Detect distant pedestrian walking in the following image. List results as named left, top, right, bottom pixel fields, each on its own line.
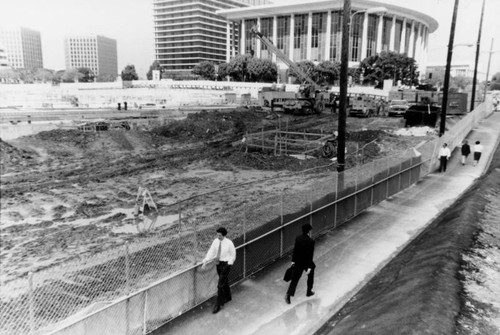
left=285, top=223, right=316, bottom=304
left=461, top=140, right=471, bottom=165
left=202, top=227, right=236, bottom=314
left=438, top=143, right=451, bottom=172
left=473, top=141, right=484, bottom=166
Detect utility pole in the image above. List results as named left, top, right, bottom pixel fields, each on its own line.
left=439, top=0, right=460, bottom=137
left=470, top=0, right=486, bottom=112
left=337, top=0, right=351, bottom=172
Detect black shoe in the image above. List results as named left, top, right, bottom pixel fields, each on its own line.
left=285, top=294, right=291, bottom=304
left=212, top=305, right=221, bottom=314
left=306, top=290, right=315, bottom=297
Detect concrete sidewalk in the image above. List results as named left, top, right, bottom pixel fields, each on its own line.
left=152, top=112, right=500, bottom=335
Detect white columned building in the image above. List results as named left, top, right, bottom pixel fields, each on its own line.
left=218, top=0, right=437, bottom=77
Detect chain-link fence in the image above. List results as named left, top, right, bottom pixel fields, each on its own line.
left=0, top=101, right=492, bottom=335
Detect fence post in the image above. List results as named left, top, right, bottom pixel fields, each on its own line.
left=371, top=160, right=375, bottom=206
left=280, top=191, right=284, bottom=257
left=334, top=172, right=338, bottom=228
left=309, top=186, right=313, bottom=226
left=143, top=291, right=148, bottom=335
left=125, top=242, right=130, bottom=295
left=178, top=202, right=182, bottom=233
left=28, top=272, right=35, bottom=333
left=243, top=211, right=247, bottom=278
left=399, top=159, right=402, bottom=192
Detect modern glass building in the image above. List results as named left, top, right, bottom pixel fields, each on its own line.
left=0, top=27, right=43, bottom=70
left=217, top=0, right=438, bottom=75
left=153, top=0, right=271, bottom=76
left=64, top=35, right=118, bottom=79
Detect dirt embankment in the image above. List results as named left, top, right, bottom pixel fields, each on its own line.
left=315, top=143, right=500, bottom=335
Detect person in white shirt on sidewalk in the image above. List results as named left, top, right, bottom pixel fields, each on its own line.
left=438, top=143, right=451, bottom=172
left=202, top=227, right=236, bottom=314
left=473, top=141, right=484, bottom=166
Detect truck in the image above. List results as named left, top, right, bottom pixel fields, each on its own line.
left=251, top=26, right=329, bottom=115
left=389, top=88, right=468, bottom=115
left=348, top=94, right=376, bottom=117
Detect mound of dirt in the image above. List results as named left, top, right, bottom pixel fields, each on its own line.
left=151, top=108, right=267, bottom=142
left=0, top=138, right=38, bottom=173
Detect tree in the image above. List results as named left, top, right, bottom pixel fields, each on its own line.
left=227, top=55, right=252, bottom=82
left=359, top=51, right=419, bottom=87
left=314, top=61, right=340, bottom=86
left=287, top=60, right=315, bottom=84
left=121, top=64, right=138, bottom=81
left=61, top=68, right=83, bottom=82
left=0, top=68, right=20, bottom=83
left=146, top=60, right=163, bottom=80
left=217, top=62, right=230, bottom=80
left=96, top=73, right=117, bottom=82
left=192, top=61, right=216, bottom=80
left=76, top=67, right=95, bottom=82
left=247, top=58, right=277, bottom=82
left=490, top=71, right=500, bottom=91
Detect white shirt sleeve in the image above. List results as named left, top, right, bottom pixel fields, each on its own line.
left=227, top=239, right=236, bottom=265
left=203, top=239, right=218, bottom=263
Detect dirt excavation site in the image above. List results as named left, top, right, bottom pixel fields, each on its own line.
left=2, top=106, right=498, bottom=332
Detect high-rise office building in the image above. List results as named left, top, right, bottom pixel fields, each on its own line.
left=64, top=34, right=118, bottom=79
left=153, top=0, right=270, bottom=76
left=0, top=26, right=43, bottom=69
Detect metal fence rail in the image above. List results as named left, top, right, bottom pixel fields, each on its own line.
left=0, top=101, right=492, bottom=335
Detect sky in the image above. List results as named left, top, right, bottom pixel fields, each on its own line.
left=1, top=0, right=499, bottom=80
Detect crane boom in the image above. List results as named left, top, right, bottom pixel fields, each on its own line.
left=250, top=26, right=317, bottom=87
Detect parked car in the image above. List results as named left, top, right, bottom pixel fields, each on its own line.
left=388, top=99, right=409, bottom=117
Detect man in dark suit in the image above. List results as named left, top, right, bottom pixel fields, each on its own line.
left=285, top=223, right=315, bottom=304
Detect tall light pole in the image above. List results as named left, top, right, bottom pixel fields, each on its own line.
left=337, top=3, right=387, bottom=172
left=470, top=0, right=486, bottom=112
left=439, top=0, right=460, bottom=137
left=483, top=38, right=496, bottom=102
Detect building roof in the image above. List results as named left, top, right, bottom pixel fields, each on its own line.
left=217, top=0, right=438, bottom=33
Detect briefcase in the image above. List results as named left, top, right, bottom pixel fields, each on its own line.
left=283, top=265, right=294, bottom=282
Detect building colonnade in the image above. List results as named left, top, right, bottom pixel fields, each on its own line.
left=224, top=10, right=430, bottom=71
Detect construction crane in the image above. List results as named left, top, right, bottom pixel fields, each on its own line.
left=250, top=25, right=327, bottom=115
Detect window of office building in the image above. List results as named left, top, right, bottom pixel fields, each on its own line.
left=405, top=22, right=412, bottom=54
left=366, top=14, right=379, bottom=57
left=350, top=13, right=363, bottom=61
left=293, top=14, right=307, bottom=61
left=260, top=17, right=273, bottom=59
left=329, top=11, right=342, bottom=61
left=276, top=16, right=290, bottom=53
left=244, top=19, right=257, bottom=55
left=394, top=19, right=403, bottom=53
left=382, top=16, right=391, bottom=52
left=412, top=24, right=418, bottom=58
left=311, top=12, right=327, bottom=62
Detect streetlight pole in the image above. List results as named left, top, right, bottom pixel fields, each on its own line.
left=439, top=0, right=460, bottom=137
left=337, top=4, right=387, bottom=172
left=470, top=0, right=486, bottom=112
left=483, top=38, right=495, bottom=102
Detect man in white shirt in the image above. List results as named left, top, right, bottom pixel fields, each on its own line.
left=438, top=143, right=451, bottom=172
left=202, top=227, right=236, bottom=314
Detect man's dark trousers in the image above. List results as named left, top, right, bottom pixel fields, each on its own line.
left=215, top=261, right=231, bottom=307
left=439, top=156, right=448, bottom=172
left=287, top=265, right=315, bottom=296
